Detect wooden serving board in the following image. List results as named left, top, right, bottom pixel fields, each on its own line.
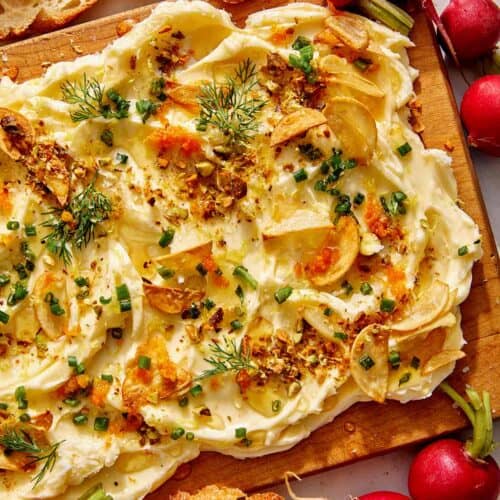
left=1, top=1, right=499, bottom=496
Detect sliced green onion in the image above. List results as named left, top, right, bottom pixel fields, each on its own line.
left=7, top=282, right=28, bottom=306
left=399, top=372, right=411, bottom=385
left=272, top=400, right=282, bottom=413
left=14, top=263, right=28, bottom=280
left=293, top=168, right=308, bottom=183
left=185, top=431, right=195, bottom=441
left=274, top=286, right=293, bottom=304
left=19, top=413, right=31, bottom=422
left=235, top=427, right=247, bottom=439
left=75, top=363, right=85, bottom=375
left=458, top=245, right=469, bottom=256
left=178, top=396, right=189, bottom=407
left=63, top=398, right=80, bottom=407
left=94, top=416, right=109, bottom=431
left=388, top=350, right=401, bottom=368
left=397, top=142, right=412, bottom=156
left=171, top=427, right=185, bottom=440
left=158, top=228, right=175, bottom=248
left=6, top=220, right=20, bottom=230
left=380, top=298, right=396, bottom=313
left=73, top=413, right=88, bottom=426
left=359, top=354, right=375, bottom=370
left=74, top=276, right=89, bottom=287
left=100, top=129, right=113, bottom=147
left=353, top=57, right=372, bottom=72
left=0, top=274, right=10, bottom=287
left=360, top=282, right=373, bottom=295
left=233, top=265, right=258, bottom=289
left=353, top=192, right=365, bottom=205
left=24, top=225, right=37, bottom=237
left=15, top=386, right=27, bottom=409
left=158, top=267, right=175, bottom=279
left=323, top=307, right=333, bottom=316
left=230, top=319, right=243, bottom=331
left=68, top=356, right=78, bottom=367
left=202, top=298, right=215, bottom=310
left=116, top=284, right=132, bottom=312
left=0, top=403, right=8, bottom=410
left=101, top=374, right=113, bottom=383
left=50, top=302, right=65, bottom=316
left=190, top=384, right=203, bottom=397
left=116, top=152, right=128, bottom=164
left=138, top=355, right=151, bottom=370
left=99, top=296, right=112, bottom=305
left=0, top=310, right=9, bottom=324
left=235, top=285, right=244, bottom=303
left=334, top=331, right=348, bottom=341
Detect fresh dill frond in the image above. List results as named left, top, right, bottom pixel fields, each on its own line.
left=0, top=430, right=63, bottom=487
left=196, top=336, right=257, bottom=380
left=42, top=177, right=112, bottom=265
left=196, top=59, right=266, bottom=146
left=61, top=74, right=130, bottom=122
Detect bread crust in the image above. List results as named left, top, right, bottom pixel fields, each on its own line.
left=0, top=0, right=99, bottom=41
left=169, top=484, right=284, bottom=500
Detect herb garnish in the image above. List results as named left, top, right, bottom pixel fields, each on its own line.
left=136, top=99, right=159, bottom=123
left=42, top=177, right=112, bottom=265
left=380, top=191, right=407, bottom=216
left=61, top=74, right=130, bottom=122
left=196, top=59, right=266, bottom=146
left=289, top=36, right=317, bottom=83
left=0, top=430, right=62, bottom=487
left=196, top=336, right=257, bottom=380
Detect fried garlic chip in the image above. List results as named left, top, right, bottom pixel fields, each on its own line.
left=155, top=241, right=212, bottom=267
left=144, top=284, right=205, bottom=314
left=166, top=82, right=200, bottom=113
left=325, top=14, right=369, bottom=51
left=0, top=108, right=35, bottom=160
left=391, top=280, right=450, bottom=332
left=270, top=108, right=327, bottom=147
left=350, top=324, right=389, bottom=403
left=323, top=96, right=377, bottom=162
left=306, top=216, right=360, bottom=287
left=33, top=271, right=70, bottom=340
left=422, top=350, right=465, bottom=376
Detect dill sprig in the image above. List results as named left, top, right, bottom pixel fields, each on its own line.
left=42, top=177, right=112, bottom=265
left=196, top=336, right=257, bottom=380
left=61, top=74, right=130, bottom=122
left=196, top=59, right=266, bottom=146
left=0, top=430, right=63, bottom=487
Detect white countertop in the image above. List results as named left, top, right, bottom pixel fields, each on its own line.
left=68, top=0, right=500, bottom=497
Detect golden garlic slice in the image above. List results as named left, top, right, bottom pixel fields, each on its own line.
left=0, top=108, right=35, bottom=161
left=270, top=108, right=327, bottom=147
left=325, top=14, right=369, bottom=51
left=422, top=350, right=466, bottom=376
left=144, top=284, right=205, bottom=314
left=350, top=323, right=389, bottom=403
left=323, top=96, right=377, bottom=162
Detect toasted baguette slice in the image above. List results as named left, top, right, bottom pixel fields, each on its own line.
left=0, top=0, right=99, bottom=41
left=170, top=484, right=284, bottom=500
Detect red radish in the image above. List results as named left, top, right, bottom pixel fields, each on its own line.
left=327, top=0, right=353, bottom=9
left=440, top=0, right=500, bottom=62
left=460, top=75, right=500, bottom=157
left=408, top=383, right=499, bottom=500
left=358, top=492, right=410, bottom=499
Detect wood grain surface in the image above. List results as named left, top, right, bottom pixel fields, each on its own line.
left=1, top=1, right=498, bottom=496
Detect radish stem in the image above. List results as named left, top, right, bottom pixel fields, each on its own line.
left=440, top=382, right=475, bottom=425
left=482, top=391, right=494, bottom=458
left=465, top=387, right=487, bottom=459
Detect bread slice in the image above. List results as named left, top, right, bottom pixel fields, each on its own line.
left=170, top=484, right=284, bottom=500
left=0, top=0, right=99, bottom=41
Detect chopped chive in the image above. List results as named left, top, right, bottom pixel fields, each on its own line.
left=353, top=57, right=371, bottom=72
left=15, top=386, right=27, bottom=409
left=138, top=355, right=151, bottom=370
left=116, top=284, right=132, bottom=312
left=94, top=416, right=109, bottom=431
left=73, top=414, right=88, bottom=425
left=0, top=310, right=9, bottom=324
left=158, top=267, right=175, bottom=279
left=0, top=274, right=10, bottom=287
left=359, top=354, right=375, bottom=370
left=233, top=265, right=258, bottom=289
left=74, top=276, right=89, bottom=287
left=171, top=427, right=185, bottom=440
left=241, top=437, right=252, bottom=447
left=388, top=350, right=401, bottom=368
left=334, top=331, right=348, bottom=341
left=380, top=298, right=396, bottom=313
left=353, top=192, right=365, bottom=205
left=158, top=228, right=175, bottom=248
left=115, top=152, right=128, bottom=164
left=230, top=319, right=243, bottom=330
left=274, top=286, right=293, bottom=304
left=0, top=403, right=8, bottom=410
left=68, top=356, right=78, bottom=367
left=185, top=431, right=195, bottom=441
left=195, top=263, right=207, bottom=276
left=24, top=225, right=37, bottom=237
left=6, top=220, right=20, bottom=231
left=235, top=427, right=247, bottom=439
left=399, top=372, right=411, bottom=385
left=190, top=384, right=203, bottom=397
left=178, top=396, right=189, bottom=407
left=50, top=302, right=65, bottom=316
left=410, top=356, right=421, bottom=369
left=99, top=296, right=112, bottom=305
left=7, top=282, right=28, bottom=306
left=75, top=362, right=85, bottom=375
left=458, top=245, right=469, bottom=256
left=323, top=307, right=333, bottom=316
left=63, top=398, right=80, bottom=407
left=100, top=128, right=113, bottom=147
left=272, top=400, right=282, bottom=413
left=334, top=194, right=352, bottom=215
left=202, top=298, right=215, bottom=310
left=101, top=374, right=113, bottom=383
left=14, top=263, right=28, bottom=280
left=19, top=413, right=31, bottom=422
left=235, top=285, right=244, bottom=303
left=360, top=282, right=373, bottom=295
left=397, top=142, right=412, bottom=156
left=293, top=168, right=308, bottom=183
